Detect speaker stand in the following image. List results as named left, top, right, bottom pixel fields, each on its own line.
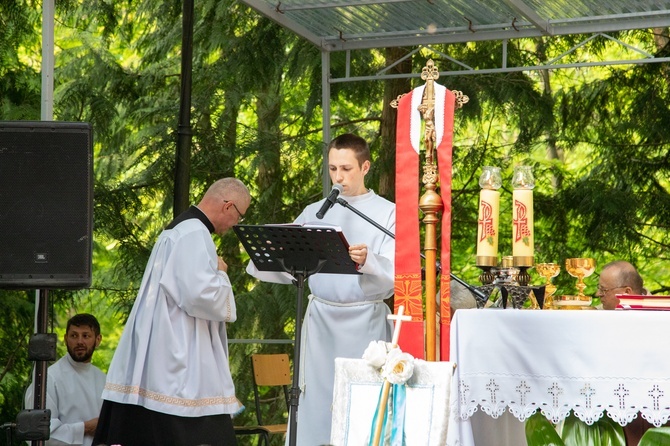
left=31, top=290, right=49, bottom=446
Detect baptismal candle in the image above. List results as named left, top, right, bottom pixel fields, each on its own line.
left=512, top=166, right=534, bottom=266
left=476, top=167, right=501, bottom=267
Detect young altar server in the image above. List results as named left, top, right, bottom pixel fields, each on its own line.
left=93, top=178, right=250, bottom=446
left=247, top=133, right=396, bottom=445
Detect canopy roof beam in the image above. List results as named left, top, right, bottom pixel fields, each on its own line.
left=241, top=0, right=670, bottom=52
left=328, top=35, right=670, bottom=83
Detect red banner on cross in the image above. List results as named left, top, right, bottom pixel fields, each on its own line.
left=394, top=82, right=455, bottom=360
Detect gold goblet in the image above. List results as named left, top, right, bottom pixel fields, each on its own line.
left=565, top=258, right=596, bottom=303
left=536, top=263, right=560, bottom=309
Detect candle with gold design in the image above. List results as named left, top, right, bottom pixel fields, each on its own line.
left=512, top=166, right=535, bottom=266
left=476, top=166, right=501, bottom=267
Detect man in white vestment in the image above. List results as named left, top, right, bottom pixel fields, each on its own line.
left=596, top=260, right=647, bottom=310
left=247, top=134, right=395, bottom=445
left=596, top=260, right=663, bottom=445
left=25, top=313, right=106, bottom=446
left=93, top=177, right=250, bottom=446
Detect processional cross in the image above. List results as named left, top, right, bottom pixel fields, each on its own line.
left=390, top=59, right=469, bottom=361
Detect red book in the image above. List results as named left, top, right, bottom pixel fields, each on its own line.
left=616, top=294, right=670, bottom=310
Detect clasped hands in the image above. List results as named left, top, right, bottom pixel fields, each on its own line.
left=349, top=244, right=368, bottom=266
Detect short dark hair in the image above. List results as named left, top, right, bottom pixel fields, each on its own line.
left=328, top=133, right=370, bottom=166
left=66, top=313, right=101, bottom=337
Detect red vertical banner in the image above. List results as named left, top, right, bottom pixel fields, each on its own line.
left=438, top=88, right=455, bottom=361
left=394, top=90, right=425, bottom=359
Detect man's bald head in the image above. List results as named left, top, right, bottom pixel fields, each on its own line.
left=198, top=178, right=250, bottom=235
left=597, top=260, right=645, bottom=310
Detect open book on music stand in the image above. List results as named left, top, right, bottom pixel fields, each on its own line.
left=234, top=223, right=359, bottom=276
left=233, top=223, right=359, bottom=446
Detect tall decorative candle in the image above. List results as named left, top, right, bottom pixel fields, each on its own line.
left=512, top=165, right=535, bottom=267
left=476, top=166, right=501, bottom=267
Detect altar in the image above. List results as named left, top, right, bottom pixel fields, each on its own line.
left=446, top=309, right=670, bottom=446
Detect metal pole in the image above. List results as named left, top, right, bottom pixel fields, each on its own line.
left=321, top=50, right=331, bottom=197
left=174, top=0, right=194, bottom=217
left=33, top=3, right=54, bottom=443
left=287, top=271, right=306, bottom=446
left=31, top=290, right=49, bottom=446
left=41, top=0, right=54, bottom=121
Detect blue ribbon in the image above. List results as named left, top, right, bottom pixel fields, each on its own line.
left=369, top=383, right=407, bottom=446
left=390, top=384, right=407, bottom=446
left=369, top=385, right=388, bottom=445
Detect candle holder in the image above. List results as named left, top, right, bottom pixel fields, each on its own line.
left=496, top=256, right=519, bottom=284
left=478, top=266, right=495, bottom=285
left=516, top=266, right=532, bottom=287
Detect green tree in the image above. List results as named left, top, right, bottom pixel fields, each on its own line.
left=1, top=1, right=670, bottom=441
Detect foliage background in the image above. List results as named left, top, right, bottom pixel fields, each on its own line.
left=1, top=1, right=669, bottom=444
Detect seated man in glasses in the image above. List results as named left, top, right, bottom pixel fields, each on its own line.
left=596, top=260, right=648, bottom=311
left=596, top=260, right=659, bottom=446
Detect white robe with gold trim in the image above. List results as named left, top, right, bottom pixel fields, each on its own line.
left=102, top=218, right=242, bottom=417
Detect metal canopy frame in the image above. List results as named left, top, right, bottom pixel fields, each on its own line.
left=239, top=0, right=670, bottom=193
left=240, top=0, right=670, bottom=51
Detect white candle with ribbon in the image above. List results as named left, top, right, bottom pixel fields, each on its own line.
left=512, top=166, right=535, bottom=266
left=476, top=166, right=501, bottom=267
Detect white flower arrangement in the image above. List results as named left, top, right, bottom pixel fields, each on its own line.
left=362, top=340, right=415, bottom=385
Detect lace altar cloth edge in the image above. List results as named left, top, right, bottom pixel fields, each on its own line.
left=449, top=309, right=670, bottom=429
left=451, top=375, right=670, bottom=427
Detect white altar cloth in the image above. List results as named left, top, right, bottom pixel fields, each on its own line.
left=447, top=309, right=670, bottom=446
left=331, top=357, right=454, bottom=445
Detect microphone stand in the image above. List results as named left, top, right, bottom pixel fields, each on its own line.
left=335, top=197, right=486, bottom=302
left=449, top=271, right=488, bottom=303
left=336, top=197, right=394, bottom=239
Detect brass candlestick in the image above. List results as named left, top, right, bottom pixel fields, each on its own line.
left=516, top=266, right=532, bottom=287
left=478, top=266, right=495, bottom=285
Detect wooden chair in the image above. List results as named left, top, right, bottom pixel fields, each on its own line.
left=234, top=353, right=291, bottom=446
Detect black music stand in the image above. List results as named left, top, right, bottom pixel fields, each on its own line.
left=233, top=224, right=359, bottom=446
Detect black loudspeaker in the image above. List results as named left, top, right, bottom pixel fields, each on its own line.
left=0, top=121, right=93, bottom=289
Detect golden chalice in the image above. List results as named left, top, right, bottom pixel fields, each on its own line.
left=565, top=258, right=596, bottom=303
left=536, top=263, right=560, bottom=309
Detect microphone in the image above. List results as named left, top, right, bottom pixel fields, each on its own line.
left=316, top=184, right=343, bottom=219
